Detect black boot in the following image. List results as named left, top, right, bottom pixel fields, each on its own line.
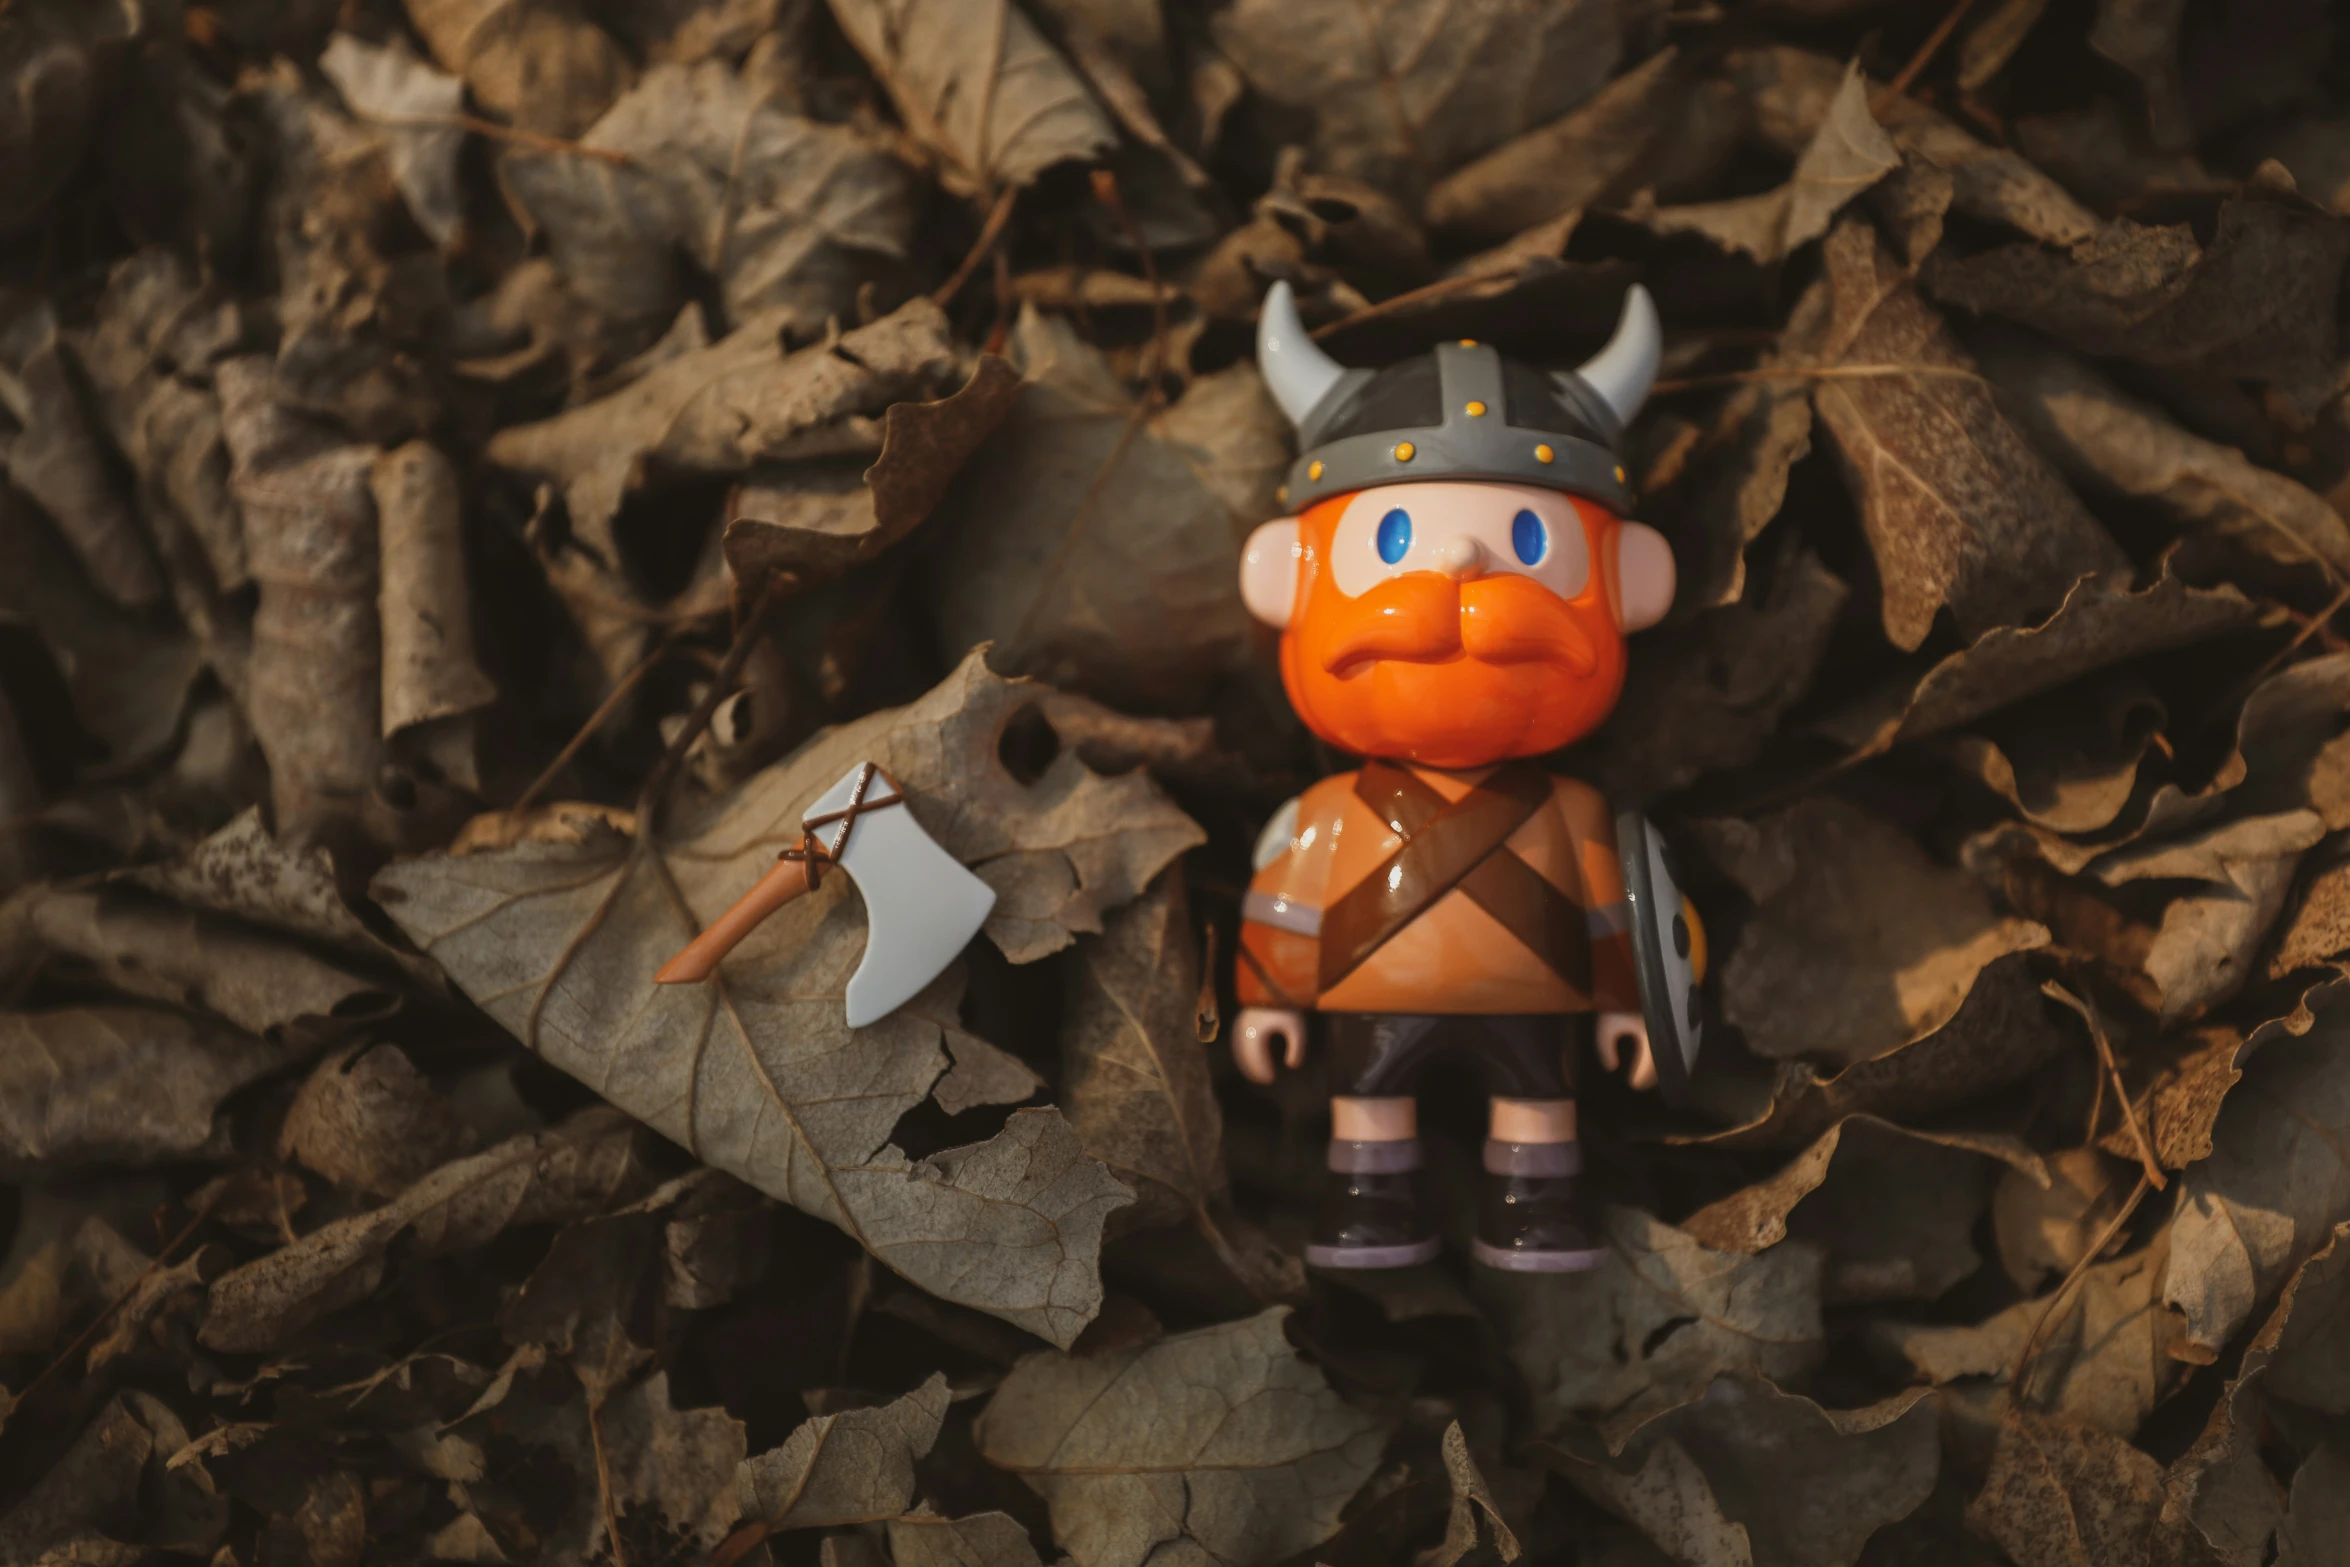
left=1473, top=1141, right=1605, bottom=1272
left=1307, top=1139, right=1439, bottom=1269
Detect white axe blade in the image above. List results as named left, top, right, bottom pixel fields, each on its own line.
left=806, top=764, right=997, bottom=1028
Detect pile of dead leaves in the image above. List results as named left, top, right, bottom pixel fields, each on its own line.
left=4, top=0, right=2350, bottom=1563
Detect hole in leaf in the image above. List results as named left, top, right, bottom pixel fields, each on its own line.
left=996, top=703, right=1059, bottom=786
left=1641, top=1315, right=1697, bottom=1357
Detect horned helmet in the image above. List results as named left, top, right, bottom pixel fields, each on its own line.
left=1242, top=282, right=1674, bottom=766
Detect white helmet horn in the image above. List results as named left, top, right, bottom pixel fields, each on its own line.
left=1256, top=281, right=1348, bottom=427
left=1574, top=284, right=1663, bottom=427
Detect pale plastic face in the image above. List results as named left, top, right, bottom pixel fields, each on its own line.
left=1325, top=481, right=1591, bottom=601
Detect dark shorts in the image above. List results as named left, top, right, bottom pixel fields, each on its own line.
left=1325, top=1013, right=1586, bottom=1099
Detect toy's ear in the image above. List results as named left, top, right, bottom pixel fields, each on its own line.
left=1240, top=517, right=1302, bottom=628
left=1617, top=522, right=1675, bottom=631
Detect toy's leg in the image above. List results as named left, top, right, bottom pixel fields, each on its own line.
left=1308, top=1020, right=1440, bottom=1270
left=1471, top=1023, right=1606, bottom=1272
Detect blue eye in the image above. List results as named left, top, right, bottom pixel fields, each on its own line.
left=1376, top=508, right=1412, bottom=564
left=1512, top=509, right=1547, bottom=565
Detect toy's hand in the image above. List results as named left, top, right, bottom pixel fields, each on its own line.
left=1234, top=1007, right=1309, bottom=1085
left=1597, top=1010, right=1658, bottom=1092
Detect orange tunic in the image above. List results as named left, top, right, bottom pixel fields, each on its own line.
left=1236, top=764, right=1641, bottom=1015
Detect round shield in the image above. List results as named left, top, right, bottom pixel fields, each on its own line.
left=1614, top=809, right=1704, bottom=1107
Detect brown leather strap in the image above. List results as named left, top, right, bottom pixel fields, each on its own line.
left=1319, top=762, right=1592, bottom=995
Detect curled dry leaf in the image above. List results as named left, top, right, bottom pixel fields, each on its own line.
left=216, top=357, right=385, bottom=850
left=1680, top=1116, right=2044, bottom=1304
left=1926, top=183, right=2350, bottom=419
left=1698, top=796, right=2050, bottom=1068
left=499, top=58, right=919, bottom=332
left=976, top=1307, right=1384, bottom=1567
left=1422, top=47, right=1686, bottom=241
left=1875, top=1236, right=2184, bottom=1439
left=0, top=1008, right=299, bottom=1171
left=404, top=0, right=633, bottom=137
left=199, top=1107, right=648, bottom=1351
left=1978, top=328, right=2350, bottom=582
left=1212, top=0, right=1654, bottom=199
left=737, top=1372, right=946, bottom=1529
left=319, top=31, right=467, bottom=249
left=1425, top=1421, right=1520, bottom=1567
left=1641, top=64, right=1898, bottom=265
left=1800, top=218, right=2125, bottom=653
left=372, top=652, right=1195, bottom=1344
left=1544, top=1378, right=1938, bottom=1567
left=2095, top=808, right=2321, bottom=1021
left=825, top=0, right=1114, bottom=193
left=0, top=297, right=161, bottom=612
left=1819, top=566, right=2262, bottom=760
left=1485, top=1208, right=1823, bottom=1442
left=0, top=1394, right=152, bottom=1563
left=280, top=1043, right=474, bottom=1196
left=917, top=308, right=1288, bottom=713
left=489, top=296, right=965, bottom=565
left=2166, top=1006, right=2350, bottom=1357
left=373, top=440, right=495, bottom=791
left=724, top=355, right=1023, bottom=601
left=1942, top=674, right=2166, bottom=836
left=0, top=0, right=141, bottom=235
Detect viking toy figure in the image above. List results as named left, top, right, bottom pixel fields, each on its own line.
left=1234, top=282, right=1705, bottom=1273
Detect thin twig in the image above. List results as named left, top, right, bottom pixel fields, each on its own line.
left=510, top=633, right=676, bottom=819
left=1309, top=271, right=1513, bottom=341
left=1872, top=0, right=1983, bottom=114
left=2042, top=981, right=2167, bottom=1191
left=634, top=582, right=786, bottom=832
left=1650, top=363, right=1991, bottom=395
left=932, top=185, right=1020, bottom=308
left=352, top=109, right=632, bottom=165
left=2010, top=1170, right=2153, bottom=1408
left=1092, top=169, right=1171, bottom=390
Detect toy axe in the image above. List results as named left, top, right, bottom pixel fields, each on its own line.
left=655, top=762, right=997, bottom=1027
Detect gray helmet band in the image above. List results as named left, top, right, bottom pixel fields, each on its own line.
left=1280, top=342, right=1632, bottom=514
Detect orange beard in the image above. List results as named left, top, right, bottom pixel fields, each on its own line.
left=1280, top=494, right=1629, bottom=767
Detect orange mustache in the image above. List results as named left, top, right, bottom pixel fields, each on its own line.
left=1315, top=572, right=1600, bottom=679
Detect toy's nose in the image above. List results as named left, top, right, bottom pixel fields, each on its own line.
left=1432, top=535, right=1486, bottom=579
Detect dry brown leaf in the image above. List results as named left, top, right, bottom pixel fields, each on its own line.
left=200, top=1107, right=649, bottom=1351
left=1641, top=363, right=1815, bottom=614
left=1485, top=1207, right=1823, bottom=1442
left=1996, top=1149, right=2134, bottom=1294
left=1543, top=1379, right=1938, bottom=1567
left=373, top=440, right=494, bottom=775
left=2165, top=1004, right=2350, bottom=1357
left=280, top=1043, right=474, bottom=1196
left=0, top=1395, right=151, bottom=1564
left=1589, top=544, right=1847, bottom=799
left=0, top=880, right=398, bottom=1042
left=1690, top=953, right=2072, bottom=1150
left=1801, top=218, right=2125, bottom=653
left=1421, top=1421, right=1520, bottom=1567
left=1058, top=872, right=1233, bottom=1234
left=373, top=653, right=1195, bottom=1344
left=975, top=1307, right=1384, bottom=1567
left=826, top=0, right=1114, bottom=193
left=737, top=1373, right=946, bottom=1529
left=1968, top=1408, right=2164, bottom=1567
left=0, top=298, right=161, bottom=613
left=723, top=355, right=1022, bottom=600
left=1681, top=1116, right=2043, bottom=1304
left=489, top=296, right=965, bottom=566
left=499, top=59, right=919, bottom=333
left=2090, top=0, right=2190, bottom=150
left=1422, top=47, right=1685, bottom=241
left=319, top=31, right=467, bottom=249
left=0, top=488, right=203, bottom=772
left=1943, top=675, right=2166, bottom=836
left=1874, top=1237, right=2184, bottom=1438
left=0, top=1008, right=300, bottom=1171
left=76, top=249, right=252, bottom=599
left=1819, top=567, right=2262, bottom=759
left=1642, top=64, right=1898, bottom=265
left=917, top=308, right=1287, bottom=713
left=2094, top=809, right=2321, bottom=1021
left=1926, top=184, right=2350, bottom=419
left=404, top=0, right=633, bottom=137
left=888, top=1510, right=1046, bottom=1567
left=1698, top=796, right=2050, bottom=1068
left=0, top=1, right=141, bottom=236
left=216, top=355, right=386, bottom=850
left=1212, top=0, right=1659, bottom=200
left=2277, top=1445, right=2350, bottom=1567
left=1978, top=329, right=2350, bottom=582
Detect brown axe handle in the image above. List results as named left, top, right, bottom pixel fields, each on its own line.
left=655, top=858, right=816, bottom=984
